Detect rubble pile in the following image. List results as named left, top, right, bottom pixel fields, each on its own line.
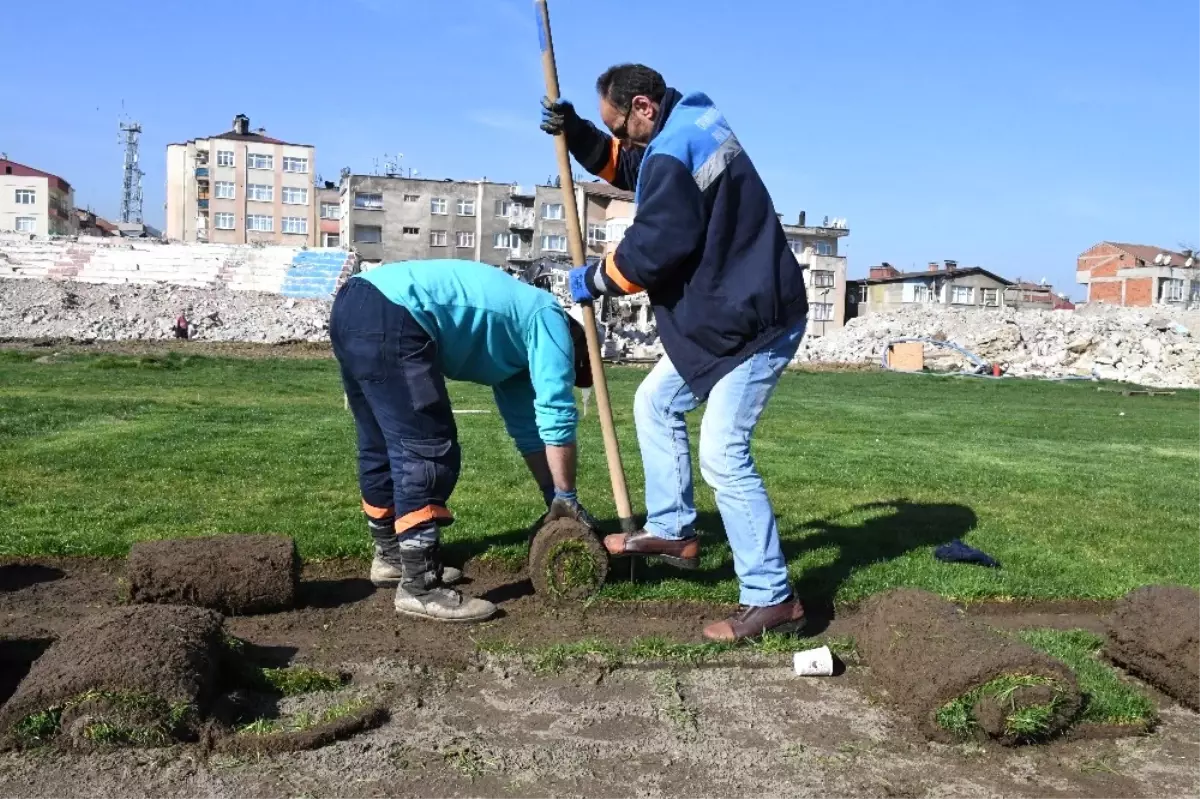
left=797, top=305, right=1200, bottom=388
left=0, top=278, right=331, bottom=343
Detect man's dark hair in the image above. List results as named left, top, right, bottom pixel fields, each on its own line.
left=596, top=64, right=666, bottom=110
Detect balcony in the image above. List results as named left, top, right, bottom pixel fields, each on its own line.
left=195, top=167, right=209, bottom=179
left=197, top=199, right=209, bottom=210
left=507, top=249, right=534, bottom=262
left=508, top=209, right=536, bottom=230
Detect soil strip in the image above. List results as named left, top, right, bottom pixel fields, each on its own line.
left=1104, top=585, right=1200, bottom=711
left=0, top=605, right=225, bottom=749
left=127, top=535, right=299, bottom=615
left=856, top=588, right=1081, bottom=744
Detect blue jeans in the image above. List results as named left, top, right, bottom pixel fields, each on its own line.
left=634, top=321, right=805, bottom=607
left=330, top=278, right=460, bottom=548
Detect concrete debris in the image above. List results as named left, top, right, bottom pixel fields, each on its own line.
left=796, top=305, right=1200, bottom=388
left=0, top=278, right=331, bottom=343
left=3, top=276, right=1197, bottom=388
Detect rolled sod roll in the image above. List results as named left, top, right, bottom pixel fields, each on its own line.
left=0, top=605, right=225, bottom=749
left=1105, top=585, right=1199, bottom=711
left=127, top=534, right=299, bottom=615
left=857, top=589, right=1081, bottom=744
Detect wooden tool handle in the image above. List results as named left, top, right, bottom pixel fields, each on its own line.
left=534, top=0, right=636, bottom=532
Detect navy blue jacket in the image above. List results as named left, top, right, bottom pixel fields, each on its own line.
left=571, top=88, right=807, bottom=397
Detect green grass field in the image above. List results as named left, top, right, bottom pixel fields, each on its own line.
left=1, top=349, right=1196, bottom=604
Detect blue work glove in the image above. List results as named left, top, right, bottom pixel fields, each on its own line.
left=568, top=266, right=598, bottom=304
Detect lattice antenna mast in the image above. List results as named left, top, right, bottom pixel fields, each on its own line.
left=119, top=121, right=144, bottom=223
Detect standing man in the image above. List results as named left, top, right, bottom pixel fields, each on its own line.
left=542, top=64, right=808, bottom=642
left=330, top=259, right=597, bottom=623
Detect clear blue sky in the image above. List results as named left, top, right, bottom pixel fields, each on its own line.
left=3, top=0, right=1196, bottom=296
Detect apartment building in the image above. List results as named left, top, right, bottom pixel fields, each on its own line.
left=780, top=212, right=850, bottom=335
left=165, top=115, right=317, bottom=246
left=853, top=261, right=1014, bottom=317
left=1077, top=242, right=1198, bottom=307
left=339, top=175, right=637, bottom=269
left=316, top=182, right=341, bottom=248
left=0, top=158, right=76, bottom=237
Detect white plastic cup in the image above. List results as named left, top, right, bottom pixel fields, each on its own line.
left=793, top=645, right=834, bottom=677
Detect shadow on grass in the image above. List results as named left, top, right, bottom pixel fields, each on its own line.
left=603, top=498, right=975, bottom=633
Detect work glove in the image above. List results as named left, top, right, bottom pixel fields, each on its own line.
left=540, top=97, right=579, bottom=136
left=568, top=265, right=599, bottom=304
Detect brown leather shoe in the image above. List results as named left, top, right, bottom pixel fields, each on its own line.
left=703, top=597, right=806, bottom=642
left=602, top=530, right=700, bottom=570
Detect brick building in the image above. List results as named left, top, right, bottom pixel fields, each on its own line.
left=0, top=158, right=76, bottom=237
left=1076, top=242, right=1198, bottom=307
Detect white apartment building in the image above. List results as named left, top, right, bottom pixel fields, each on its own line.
left=166, top=115, right=317, bottom=246
left=0, top=158, right=76, bottom=237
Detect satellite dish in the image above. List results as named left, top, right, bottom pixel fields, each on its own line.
left=1187, top=257, right=1195, bottom=267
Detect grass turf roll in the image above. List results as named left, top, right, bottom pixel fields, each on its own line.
left=1105, top=585, right=1199, bottom=711
left=857, top=589, right=1081, bottom=744
left=127, top=534, right=299, bottom=615
left=0, top=605, right=225, bottom=750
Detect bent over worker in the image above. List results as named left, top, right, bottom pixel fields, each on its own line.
left=543, top=64, right=809, bottom=642
left=330, top=260, right=597, bottom=623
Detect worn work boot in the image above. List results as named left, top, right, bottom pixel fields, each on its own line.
left=603, top=529, right=701, bottom=570
left=369, top=519, right=461, bottom=587
left=702, top=596, right=806, bottom=642
left=393, top=540, right=495, bottom=623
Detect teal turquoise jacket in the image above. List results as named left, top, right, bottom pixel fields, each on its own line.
left=356, top=260, right=577, bottom=453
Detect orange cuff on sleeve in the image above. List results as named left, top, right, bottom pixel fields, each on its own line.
left=597, top=137, right=621, bottom=184
left=604, top=251, right=644, bottom=295
left=394, top=504, right=454, bottom=534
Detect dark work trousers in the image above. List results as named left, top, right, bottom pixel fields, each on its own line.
left=330, top=278, right=460, bottom=554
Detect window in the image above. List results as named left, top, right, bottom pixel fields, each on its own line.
left=429, top=230, right=447, bottom=246
left=815, top=240, right=833, bottom=256
left=216, top=150, right=234, bottom=167
left=354, top=225, right=382, bottom=244
left=247, top=214, right=274, bottom=232
left=214, top=213, right=235, bottom=230
left=788, top=239, right=805, bottom=255
left=402, top=193, right=420, bottom=203
left=14, top=189, right=35, bottom=205
left=981, top=288, right=999, bottom=307
left=15, top=217, right=35, bottom=232
left=247, top=183, right=273, bottom=202
left=811, top=269, right=834, bottom=288
left=321, top=232, right=340, bottom=247
left=281, top=186, right=308, bottom=205
left=1158, top=278, right=1184, bottom=302
left=493, top=232, right=518, bottom=249
left=282, top=156, right=308, bottom=174
left=858, top=284, right=869, bottom=302
left=812, top=302, right=834, bottom=321
left=282, top=217, right=308, bottom=234
left=495, top=200, right=513, bottom=217
left=354, top=192, right=383, bottom=209
left=430, top=197, right=448, bottom=215
left=541, top=234, right=567, bottom=252
left=587, top=224, right=607, bottom=245
left=214, top=181, right=235, bottom=199
left=320, top=203, right=340, bottom=219
left=456, top=198, right=476, bottom=216
left=247, top=152, right=273, bottom=170
left=541, top=203, right=564, bottom=220
left=912, top=283, right=934, bottom=303
left=951, top=285, right=975, bottom=305
left=403, top=226, right=420, bottom=238
left=456, top=230, right=475, bottom=248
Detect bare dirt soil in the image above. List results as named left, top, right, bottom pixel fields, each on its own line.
left=1, top=558, right=1197, bottom=798
left=1106, top=585, right=1200, bottom=711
